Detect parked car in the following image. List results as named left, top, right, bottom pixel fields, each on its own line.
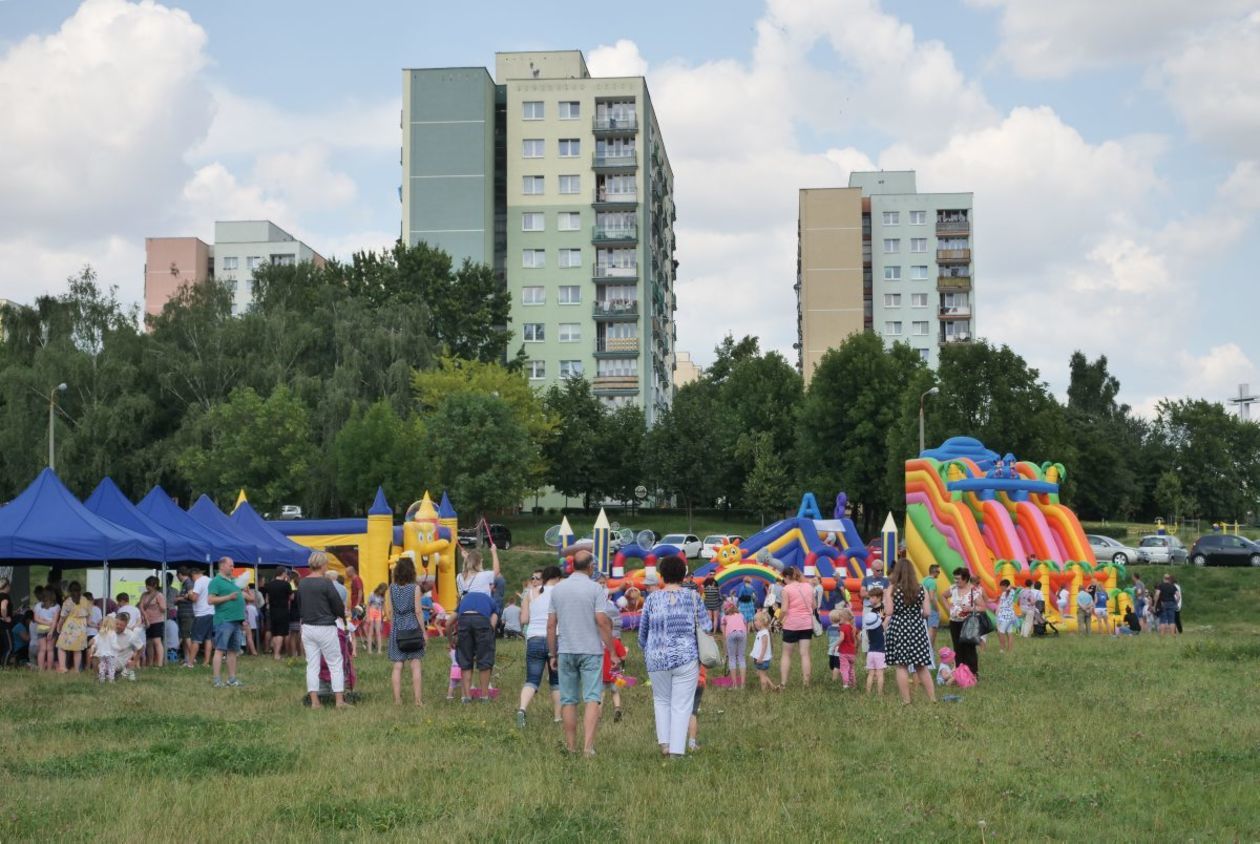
left=1087, top=534, right=1141, bottom=565
left=700, top=534, right=744, bottom=559
left=1135, top=534, right=1188, bottom=565
left=1189, top=534, right=1260, bottom=567
left=458, top=523, right=513, bottom=550
left=277, top=505, right=303, bottom=520
left=654, top=533, right=702, bottom=559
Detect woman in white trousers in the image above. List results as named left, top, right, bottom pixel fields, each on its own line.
left=298, top=551, right=348, bottom=708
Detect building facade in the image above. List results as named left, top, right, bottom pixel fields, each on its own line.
left=403, top=50, right=678, bottom=422
left=797, top=171, right=974, bottom=379
left=144, top=222, right=324, bottom=318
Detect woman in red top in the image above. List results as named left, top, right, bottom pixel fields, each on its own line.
left=778, top=567, right=818, bottom=688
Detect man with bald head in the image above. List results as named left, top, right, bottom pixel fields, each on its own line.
left=548, top=551, right=618, bottom=756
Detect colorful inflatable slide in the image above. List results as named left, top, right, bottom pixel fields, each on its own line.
left=906, top=437, right=1129, bottom=631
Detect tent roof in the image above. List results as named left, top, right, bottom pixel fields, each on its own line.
left=84, top=477, right=212, bottom=563
left=188, top=495, right=261, bottom=563
left=230, top=500, right=310, bottom=566
left=137, top=486, right=255, bottom=564
left=0, top=468, right=165, bottom=563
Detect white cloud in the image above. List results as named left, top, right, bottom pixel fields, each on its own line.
left=1177, top=344, right=1259, bottom=400
left=252, top=145, right=358, bottom=212
left=587, top=39, right=649, bottom=77
left=969, top=0, right=1257, bottom=78
left=0, top=235, right=145, bottom=309
left=1219, top=160, right=1260, bottom=210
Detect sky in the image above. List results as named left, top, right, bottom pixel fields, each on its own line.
left=1, top=0, right=1258, bottom=416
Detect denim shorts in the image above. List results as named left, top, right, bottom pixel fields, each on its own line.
left=927, top=611, right=940, bottom=629
left=212, top=621, right=243, bottom=653
left=754, top=659, right=771, bottom=672
left=191, top=615, right=215, bottom=643
left=1158, top=605, right=1177, bottom=625
left=557, top=652, right=603, bottom=705
left=524, top=636, right=558, bottom=690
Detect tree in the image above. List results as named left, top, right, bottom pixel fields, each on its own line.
left=600, top=403, right=646, bottom=506
left=737, top=431, right=793, bottom=524
left=1153, top=470, right=1196, bottom=525
left=541, top=378, right=605, bottom=509
left=1154, top=399, right=1260, bottom=520
left=332, top=400, right=426, bottom=512
left=1062, top=352, right=1138, bottom=520
left=646, top=381, right=726, bottom=528
left=423, top=392, right=537, bottom=521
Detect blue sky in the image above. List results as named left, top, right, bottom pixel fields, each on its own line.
left=1, top=0, right=1257, bottom=415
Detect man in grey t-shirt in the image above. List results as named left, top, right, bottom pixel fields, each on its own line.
left=548, top=551, right=617, bottom=756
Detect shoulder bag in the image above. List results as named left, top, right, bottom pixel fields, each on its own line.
left=694, top=593, right=721, bottom=668
left=972, top=587, right=995, bottom=636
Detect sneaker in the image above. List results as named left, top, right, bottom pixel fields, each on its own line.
left=516, top=710, right=527, bottom=729
left=461, top=697, right=472, bottom=705
left=212, top=679, right=224, bottom=688
left=122, top=669, right=136, bottom=682
left=584, top=748, right=597, bottom=758
left=613, top=708, right=623, bottom=723
left=688, top=739, right=699, bottom=751
left=226, top=677, right=243, bottom=688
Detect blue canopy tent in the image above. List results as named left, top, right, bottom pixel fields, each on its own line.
left=229, top=501, right=309, bottom=567
left=84, top=477, right=212, bottom=564
left=0, top=469, right=165, bottom=610
left=188, top=495, right=262, bottom=564
left=137, top=486, right=257, bottom=566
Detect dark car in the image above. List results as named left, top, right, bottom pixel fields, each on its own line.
left=1189, top=534, right=1260, bottom=567
left=457, top=523, right=513, bottom=550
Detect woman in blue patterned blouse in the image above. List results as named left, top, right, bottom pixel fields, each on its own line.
left=637, top=555, right=712, bottom=757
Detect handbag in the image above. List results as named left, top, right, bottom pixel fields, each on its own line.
left=396, top=626, right=425, bottom=652
left=694, top=594, right=721, bottom=668
left=976, top=611, right=995, bottom=636
left=812, top=615, right=824, bottom=637
left=958, top=614, right=982, bottom=645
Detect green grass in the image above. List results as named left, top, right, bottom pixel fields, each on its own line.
left=4, top=567, right=1260, bottom=841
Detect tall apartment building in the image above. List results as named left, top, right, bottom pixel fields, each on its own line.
left=402, top=50, right=678, bottom=422
left=144, top=221, right=324, bottom=318
left=796, top=171, right=974, bottom=379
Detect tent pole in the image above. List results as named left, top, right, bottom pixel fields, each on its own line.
left=103, top=560, right=110, bottom=618
left=160, top=560, right=168, bottom=664
left=254, top=561, right=260, bottom=654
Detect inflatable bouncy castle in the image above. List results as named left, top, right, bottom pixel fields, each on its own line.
left=905, top=437, right=1127, bottom=632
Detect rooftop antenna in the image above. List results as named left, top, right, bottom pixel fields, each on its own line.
left=1228, top=383, right=1258, bottom=422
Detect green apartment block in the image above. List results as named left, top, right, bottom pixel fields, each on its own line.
left=402, top=51, right=677, bottom=422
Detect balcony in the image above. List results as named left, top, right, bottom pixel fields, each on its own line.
left=593, top=114, right=638, bottom=134
left=936, top=218, right=970, bottom=236
left=939, top=305, right=972, bottom=319
left=593, top=151, right=637, bottom=171
left=940, top=331, right=972, bottom=345
left=593, top=300, right=639, bottom=321
left=937, top=248, right=971, bottom=264
left=593, top=265, right=638, bottom=282
left=593, top=188, right=638, bottom=208
left=592, top=224, right=637, bottom=244
left=937, top=275, right=972, bottom=292
left=593, top=375, right=640, bottom=396
left=595, top=337, right=640, bottom=357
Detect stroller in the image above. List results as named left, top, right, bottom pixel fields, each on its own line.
left=302, top=622, right=361, bottom=705
left=1032, top=600, right=1059, bottom=637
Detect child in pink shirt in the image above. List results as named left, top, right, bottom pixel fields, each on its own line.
left=721, top=601, right=748, bottom=688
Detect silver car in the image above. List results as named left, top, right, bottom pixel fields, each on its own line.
left=1136, top=534, right=1188, bottom=564
left=1087, top=534, right=1141, bottom=565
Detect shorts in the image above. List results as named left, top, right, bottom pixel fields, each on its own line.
left=212, top=621, right=243, bottom=653
left=145, top=622, right=165, bottom=641
left=455, top=614, right=495, bottom=671
left=191, top=615, right=215, bottom=644
left=178, top=614, right=194, bottom=640
left=1094, top=607, right=1108, bottom=618
left=289, top=619, right=301, bottom=633
left=269, top=613, right=290, bottom=637
left=828, top=654, right=840, bottom=670
left=367, top=607, right=383, bottom=623
left=996, top=617, right=1017, bottom=635
left=866, top=651, right=886, bottom=670
left=927, top=611, right=940, bottom=629
left=523, top=636, right=558, bottom=690
left=754, top=660, right=771, bottom=672
left=557, top=652, right=603, bottom=705
left=692, top=685, right=704, bottom=715
left=1158, top=605, right=1176, bottom=625
left=782, top=628, right=813, bottom=644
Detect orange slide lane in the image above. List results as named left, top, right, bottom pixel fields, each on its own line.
left=905, top=458, right=999, bottom=596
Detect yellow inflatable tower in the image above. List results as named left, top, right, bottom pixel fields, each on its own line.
left=403, top=491, right=457, bottom=610
left=362, top=487, right=394, bottom=593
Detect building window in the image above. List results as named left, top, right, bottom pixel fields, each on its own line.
left=221, top=257, right=238, bottom=271
left=910, top=238, right=928, bottom=253
left=911, top=265, right=929, bottom=280
left=559, top=360, right=584, bottom=378
left=913, top=321, right=930, bottom=336
left=910, top=210, right=926, bottom=225
left=911, top=293, right=928, bottom=307
left=522, top=286, right=545, bottom=305
left=598, top=358, right=637, bottom=376
left=522, top=212, right=544, bottom=232
left=270, top=254, right=295, bottom=266
left=884, top=321, right=903, bottom=336
left=558, top=139, right=580, bottom=158
left=225, top=280, right=238, bottom=295
left=523, top=176, right=544, bottom=195
left=558, top=285, right=581, bottom=305
left=522, top=249, right=546, bottom=268
left=558, top=248, right=582, bottom=268
left=883, top=239, right=900, bottom=254
left=523, top=101, right=544, bottom=120
left=558, top=101, right=580, bottom=120
left=558, top=212, right=581, bottom=231
left=246, top=256, right=262, bottom=271
left=522, top=139, right=544, bottom=158
left=523, top=323, right=545, bottom=342
left=883, top=266, right=901, bottom=281
left=527, top=360, right=546, bottom=380
left=884, top=293, right=901, bottom=307
left=558, top=323, right=582, bottom=342
left=558, top=175, right=581, bottom=195
left=918, top=348, right=930, bottom=361
left=882, top=211, right=899, bottom=225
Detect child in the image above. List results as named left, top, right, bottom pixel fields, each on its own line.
left=826, top=610, right=842, bottom=681
left=603, top=635, right=628, bottom=722
left=11, top=610, right=32, bottom=666
left=367, top=584, right=386, bottom=653
left=445, top=622, right=461, bottom=701
left=996, top=579, right=1016, bottom=653
left=864, top=588, right=886, bottom=696
left=936, top=647, right=956, bottom=685
left=750, top=611, right=778, bottom=691
left=721, top=601, right=748, bottom=689
left=832, top=606, right=857, bottom=689
left=90, top=614, right=144, bottom=682
left=687, top=665, right=706, bottom=751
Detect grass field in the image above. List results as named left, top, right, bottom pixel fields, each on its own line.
left=3, top=565, right=1260, bottom=842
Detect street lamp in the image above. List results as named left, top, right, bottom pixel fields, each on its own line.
left=48, top=382, right=67, bottom=470
left=918, top=386, right=939, bottom=456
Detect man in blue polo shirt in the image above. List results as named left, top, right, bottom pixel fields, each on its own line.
left=207, top=557, right=245, bottom=688
left=455, top=588, right=498, bottom=702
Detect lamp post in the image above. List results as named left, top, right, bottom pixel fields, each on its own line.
left=918, top=386, right=939, bottom=456
left=48, top=383, right=67, bottom=470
